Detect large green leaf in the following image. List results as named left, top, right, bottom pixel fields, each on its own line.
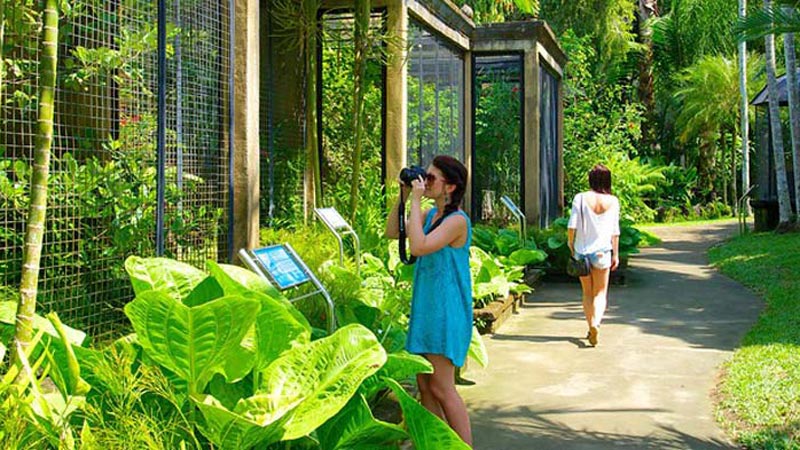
left=208, top=261, right=310, bottom=330
left=45, top=312, right=91, bottom=396
left=184, top=276, right=225, bottom=307
left=260, top=324, right=387, bottom=440
left=361, top=351, right=432, bottom=400
left=208, top=261, right=311, bottom=370
left=547, top=236, right=566, bottom=250
left=208, top=261, right=282, bottom=299
left=248, top=290, right=311, bottom=372
left=317, top=394, right=408, bottom=450
left=377, top=351, right=433, bottom=382
left=193, top=393, right=289, bottom=449
left=195, top=324, right=386, bottom=448
left=124, top=256, right=206, bottom=302
left=467, top=327, right=488, bottom=368
left=384, top=378, right=471, bottom=450
left=124, top=290, right=260, bottom=394
left=0, top=301, right=86, bottom=345
left=507, top=248, right=547, bottom=266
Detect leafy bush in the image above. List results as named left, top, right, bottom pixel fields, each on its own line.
left=531, top=217, right=645, bottom=273
left=559, top=30, right=665, bottom=223
left=1, top=256, right=482, bottom=449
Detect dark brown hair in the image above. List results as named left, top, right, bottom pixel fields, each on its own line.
left=588, top=163, right=612, bottom=194
left=432, top=155, right=468, bottom=217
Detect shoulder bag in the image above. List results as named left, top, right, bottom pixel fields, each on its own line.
left=567, top=194, right=591, bottom=277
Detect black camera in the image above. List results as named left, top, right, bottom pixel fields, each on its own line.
left=399, top=165, right=427, bottom=186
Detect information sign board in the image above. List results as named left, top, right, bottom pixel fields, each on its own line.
left=316, top=207, right=349, bottom=230
left=252, top=245, right=310, bottom=290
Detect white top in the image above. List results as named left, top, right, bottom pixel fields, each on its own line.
left=567, top=192, right=620, bottom=255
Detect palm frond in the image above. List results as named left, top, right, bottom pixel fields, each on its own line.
left=736, top=3, right=800, bottom=41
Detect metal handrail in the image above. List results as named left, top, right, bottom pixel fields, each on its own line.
left=500, top=195, right=526, bottom=243
left=738, top=185, right=757, bottom=235
left=314, top=207, right=361, bottom=276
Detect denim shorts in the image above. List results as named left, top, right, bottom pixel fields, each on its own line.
left=577, top=250, right=612, bottom=270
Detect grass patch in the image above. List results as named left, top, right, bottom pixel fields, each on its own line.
left=709, top=232, right=800, bottom=449
left=640, top=217, right=738, bottom=228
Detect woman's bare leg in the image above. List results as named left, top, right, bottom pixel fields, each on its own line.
left=417, top=373, right=444, bottom=419
left=425, top=354, right=472, bottom=447
left=590, top=266, right=610, bottom=327
left=579, top=273, right=594, bottom=329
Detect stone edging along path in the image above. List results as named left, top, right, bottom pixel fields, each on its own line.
left=460, top=221, right=762, bottom=450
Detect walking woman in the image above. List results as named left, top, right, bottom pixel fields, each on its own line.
left=385, top=155, right=473, bottom=446
left=567, top=164, right=620, bottom=347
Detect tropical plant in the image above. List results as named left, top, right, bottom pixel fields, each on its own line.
left=540, top=0, right=642, bottom=82
left=736, top=0, right=800, bottom=40
left=450, top=0, right=539, bottom=23
left=471, top=225, right=548, bottom=266
left=470, top=247, right=532, bottom=309
left=783, top=7, right=800, bottom=221
left=763, top=0, right=794, bottom=228
left=672, top=54, right=749, bottom=206
left=12, top=0, right=58, bottom=374
left=4, top=255, right=482, bottom=449
left=473, top=75, right=522, bottom=219
left=532, top=217, right=645, bottom=273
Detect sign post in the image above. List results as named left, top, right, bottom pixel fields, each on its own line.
left=239, top=244, right=336, bottom=334
left=500, top=195, right=526, bottom=243
left=314, top=207, right=361, bottom=275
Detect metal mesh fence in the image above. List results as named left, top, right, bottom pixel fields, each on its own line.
left=539, top=63, right=560, bottom=227
left=0, top=0, right=231, bottom=339
left=320, top=10, right=385, bottom=209
left=407, top=19, right=465, bottom=167
left=260, top=1, right=306, bottom=228
left=472, top=54, right=522, bottom=223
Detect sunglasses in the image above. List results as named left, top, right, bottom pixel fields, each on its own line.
left=425, top=173, right=445, bottom=183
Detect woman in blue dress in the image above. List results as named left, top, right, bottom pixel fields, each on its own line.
left=385, top=155, right=473, bottom=446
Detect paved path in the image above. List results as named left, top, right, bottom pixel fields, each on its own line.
left=460, top=221, right=762, bottom=450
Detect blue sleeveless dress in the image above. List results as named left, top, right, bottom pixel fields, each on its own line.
left=405, top=208, right=473, bottom=367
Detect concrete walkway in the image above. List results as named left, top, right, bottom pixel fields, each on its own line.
left=461, top=221, right=762, bottom=450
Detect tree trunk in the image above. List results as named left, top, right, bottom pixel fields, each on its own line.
left=13, top=0, right=59, bottom=374
left=782, top=9, right=800, bottom=222
left=739, top=0, right=751, bottom=215
left=720, top=132, right=728, bottom=206
left=637, top=0, right=658, bottom=153
left=731, top=126, right=738, bottom=215
left=304, top=0, right=321, bottom=219
left=349, top=0, right=370, bottom=224
left=764, top=0, right=793, bottom=227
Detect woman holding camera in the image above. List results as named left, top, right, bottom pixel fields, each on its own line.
left=567, top=163, right=620, bottom=347
left=385, top=155, right=473, bottom=446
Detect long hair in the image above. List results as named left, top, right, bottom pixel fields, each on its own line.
left=432, top=155, right=468, bottom=217
left=588, top=163, right=612, bottom=194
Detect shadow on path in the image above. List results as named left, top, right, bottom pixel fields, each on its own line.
left=461, top=221, right=760, bottom=450
left=470, top=404, right=736, bottom=450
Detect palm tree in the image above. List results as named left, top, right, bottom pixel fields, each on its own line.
left=737, top=0, right=800, bottom=39
left=763, top=0, right=793, bottom=228
left=673, top=55, right=742, bottom=201
left=783, top=7, right=800, bottom=220
left=739, top=0, right=751, bottom=214
left=637, top=0, right=658, bottom=151
left=13, top=0, right=58, bottom=375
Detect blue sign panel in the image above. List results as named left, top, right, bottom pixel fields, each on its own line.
left=252, top=245, right=310, bottom=290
